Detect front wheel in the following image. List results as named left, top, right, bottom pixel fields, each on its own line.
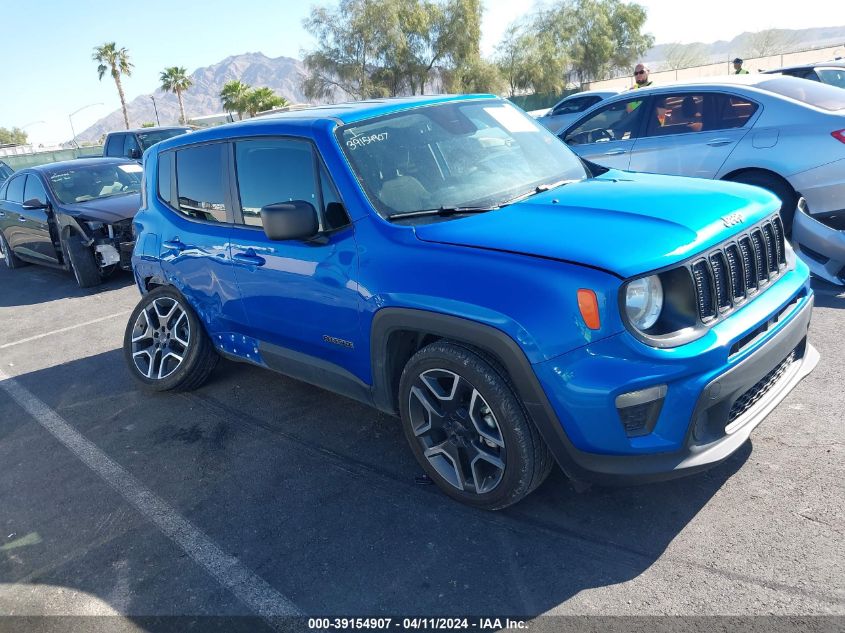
left=398, top=341, right=553, bottom=510
left=63, top=232, right=101, bottom=288
left=123, top=286, right=219, bottom=391
left=0, top=230, right=28, bottom=269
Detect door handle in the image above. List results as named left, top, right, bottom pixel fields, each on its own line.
left=162, top=238, right=187, bottom=251
left=706, top=138, right=734, bottom=147
left=603, top=148, right=626, bottom=155
left=232, top=250, right=266, bottom=267
left=19, top=216, right=28, bottom=222
left=0, top=211, right=5, bottom=218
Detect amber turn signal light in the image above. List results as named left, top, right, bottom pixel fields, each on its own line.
left=577, top=289, right=601, bottom=330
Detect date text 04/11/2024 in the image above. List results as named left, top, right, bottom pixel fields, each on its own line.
left=306, top=618, right=529, bottom=630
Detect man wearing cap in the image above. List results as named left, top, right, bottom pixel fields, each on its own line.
left=733, top=58, right=749, bottom=74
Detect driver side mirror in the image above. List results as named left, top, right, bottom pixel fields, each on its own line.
left=260, top=200, right=319, bottom=241
left=22, top=198, right=47, bottom=209
left=128, top=148, right=142, bottom=160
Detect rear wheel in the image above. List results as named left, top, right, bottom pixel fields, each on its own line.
left=123, top=286, right=218, bottom=392
left=63, top=232, right=101, bottom=288
left=398, top=341, right=553, bottom=510
left=0, top=230, right=28, bottom=269
left=727, top=171, right=798, bottom=233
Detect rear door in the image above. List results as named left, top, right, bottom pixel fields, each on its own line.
left=561, top=95, right=650, bottom=170
left=628, top=91, right=758, bottom=178
left=155, top=143, right=245, bottom=337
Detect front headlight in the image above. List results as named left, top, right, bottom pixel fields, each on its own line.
left=625, top=275, right=664, bottom=330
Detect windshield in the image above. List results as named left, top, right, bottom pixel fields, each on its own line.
left=337, top=100, right=588, bottom=218
left=136, top=128, right=190, bottom=150
left=48, top=162, right=143, bottom=204
left=758, top=77, right=845, bottom=111
left=817, top=68, right=845, bottom=89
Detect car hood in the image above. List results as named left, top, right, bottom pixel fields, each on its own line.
left=60, top=193, right=141, bottom=223
left=413, top=170, right=780, bottom=279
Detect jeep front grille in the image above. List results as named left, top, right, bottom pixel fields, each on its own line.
left=691, top=215, right=787, bottom=322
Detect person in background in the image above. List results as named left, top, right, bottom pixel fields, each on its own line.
left=733, top=58, right=749, bottom=74
left=630, top=63, right=653, bottom=89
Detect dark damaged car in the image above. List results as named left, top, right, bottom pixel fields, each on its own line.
left=0, top=157, right=140, bottom=287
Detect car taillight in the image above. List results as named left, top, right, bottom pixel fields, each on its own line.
left=832, top=129, right=845, bottom=144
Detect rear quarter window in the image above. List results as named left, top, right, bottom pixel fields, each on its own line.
left=757, top=77, right=845, bottom=111
left=157, top=152, right=173, bottom=206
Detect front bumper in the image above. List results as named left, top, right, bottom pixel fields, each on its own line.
left=526, top=273, right=818, bottom=484
left=792, top=200, right=845, bottom=286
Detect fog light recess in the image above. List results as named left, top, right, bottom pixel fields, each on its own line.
left=614, top=384, right=667, bottom=437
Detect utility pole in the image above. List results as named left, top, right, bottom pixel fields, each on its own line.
left=150, top=96, right=161, bottom=126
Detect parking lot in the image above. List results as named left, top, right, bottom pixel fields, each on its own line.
left=0, top=262, right=843, bottom=628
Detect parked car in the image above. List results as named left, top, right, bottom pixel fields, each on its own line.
left=535, top=90, right=618, bottom=133
left=125, top=94, right=817, bottom=509
left=557, top=75, right=845, bottom=284
left=763, top=59, right=845, bottom=89
left=0, top=160, right=13, bottom=186
left=103, top=126, right=191, bottom=161
left=0, top=157, right=140, bottom=287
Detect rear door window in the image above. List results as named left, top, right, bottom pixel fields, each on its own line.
left=5, top=175, right=25, bottom=203
left=817, top=68, right=845, bottom=89
left=711, top=93, right=758, bottom=129
left=174, top=144, right=229, bottom=222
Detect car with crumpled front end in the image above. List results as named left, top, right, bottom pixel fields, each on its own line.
left=0, top=157, right=140, bottom=287
left=125, top=94, right=819, bottom=509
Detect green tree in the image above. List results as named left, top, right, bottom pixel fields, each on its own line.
left=245, top=87, right=288, bottom=117
left=495, top=24, right=540, bottom=97
left=93, top=42, right=133, bottom=129
left=0, top=127, right=28, bottom=145
left=140, top=122, right=156, bottom=128
left=160, top=66, right=193, bottom=124
left=220, top=81, right=251, bottom=120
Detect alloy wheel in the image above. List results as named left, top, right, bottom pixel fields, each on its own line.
left=130, top=297, right=191, bottom=380
left=407, top=368, right=506, bottom=494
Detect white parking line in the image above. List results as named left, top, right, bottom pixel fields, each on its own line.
left=0, top=312, right=131, bottom=350
left=0, top=367, right=301, bottom=620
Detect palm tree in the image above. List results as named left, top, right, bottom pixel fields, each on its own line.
left=160, top=66, right=193, bottom=124
left=93, top=42, right=133, bottom=130
left=219, top=80, right=251, bottom=120
left=245, top=88, right=288, bottom=117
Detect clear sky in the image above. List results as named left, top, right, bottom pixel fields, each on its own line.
left=3, top=0, right=842, bottom=146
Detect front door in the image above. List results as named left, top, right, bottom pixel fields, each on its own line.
left=227, top=137, right=362, bottom=380
left=561, top=95, right=650, bottom=170
left=21, top=174, right=59, bottom=264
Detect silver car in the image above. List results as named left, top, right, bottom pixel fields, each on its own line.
left=535, top=90, right=618, bottom=134
left=558, top=75, right=845, bottom=284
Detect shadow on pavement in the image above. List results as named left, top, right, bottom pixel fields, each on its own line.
left=811, top=278, right=845, bottom=309
left=0, top=262, right=134, bottom=308
left=0, top=348, right=749, bottom=622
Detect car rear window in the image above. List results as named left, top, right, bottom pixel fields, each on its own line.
left=757, top=77, right=845, bottom=111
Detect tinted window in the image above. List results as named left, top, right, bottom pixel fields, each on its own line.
left=553, top=95, right=602, bottom=116
left=104, top=134, right=123, bottom=157
left=564, top=98, right=646, bottom=145
left=234, top=139, right=317, bottom=227
left=711, top=94, right=758, bottom=130
left=757, top=77, right=845, bottom=111
left=817, top=68, right=845, bottom=89
left=6, top=175, right=25, bottom=203
left=783, top=68, right=819, bottom=81
left=123, top=134, right=141, bottom=158
left=23, top=175, right=48, bottom=206
left=174, top=144, right=228, bottom=222
left=645, top=94, right=704, bottom=136
left=137, top=128, right=190, bottom=150
left=158, top=152, right=173, bottom=205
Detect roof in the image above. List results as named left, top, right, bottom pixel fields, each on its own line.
left=107, top=126, right=192, bottom=134
left=763, top=59, right=845, bottom=73
left=597, top=73, right=818, bottom=96
left=29, top=157, right=135, bottom=174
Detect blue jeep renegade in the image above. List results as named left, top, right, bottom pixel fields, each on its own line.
left=124, top=94, right=819, bottom=509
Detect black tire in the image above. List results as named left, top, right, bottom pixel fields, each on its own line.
left=0, top=230, right=28, bottom=269
left=727, top=171, right=798, bottom=233
left=63, top=231, right=102, bottom=288
left=398, top=341, right=553, bottom=510
left=123, top=286, right=219, bottom=392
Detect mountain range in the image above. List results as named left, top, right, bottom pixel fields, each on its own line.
left=79, top=25, right=845, bottom=141
left=76, top=53, right=309, bottom=142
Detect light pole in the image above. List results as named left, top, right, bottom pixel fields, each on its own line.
left=21, top=120, right=45, bottom=130
left=68, top=103, right=103, bottom=148
left=149, top=95, right=161, bottom=126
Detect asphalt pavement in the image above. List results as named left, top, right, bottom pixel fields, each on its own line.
left=0, top=260, right=843, bottom=631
